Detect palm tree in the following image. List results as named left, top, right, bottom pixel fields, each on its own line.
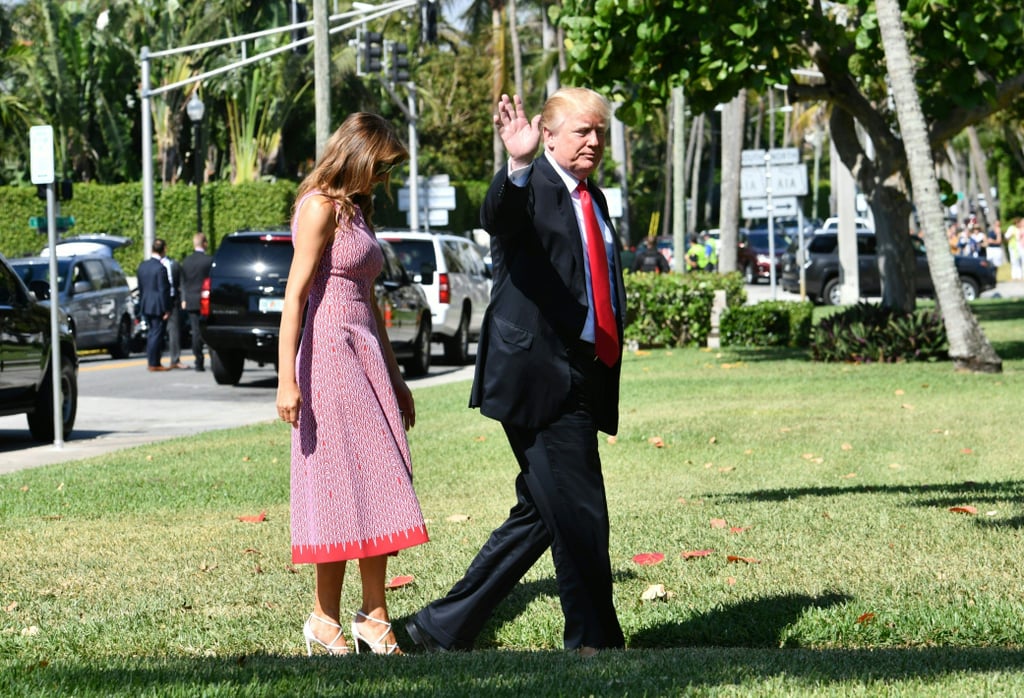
left=875, top=0, right=1000, bottom=372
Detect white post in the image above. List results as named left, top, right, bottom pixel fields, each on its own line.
left=313, top=0, right=330, bottom=158
left=672, top=86, right=686, bottom=272
left=140, top=47, right=155, bottom=257
left=408, top=83, right=419, bottom=231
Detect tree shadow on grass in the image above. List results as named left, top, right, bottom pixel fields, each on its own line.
left=709, top=479, right=1024, bottom=508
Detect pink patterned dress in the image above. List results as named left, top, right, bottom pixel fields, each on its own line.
left=290, top=192, right=428, bottom=563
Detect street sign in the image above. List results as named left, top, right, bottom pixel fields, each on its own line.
left=30, top=125, right=55, bottom=185
left=741, top=147, right=800, bottom=167
left=740, top=163, right=809, bottom=199
left=741, top=196, right=800, bottom=219
left=29, top=216, right=75, bottom=232
left=406, top=208, right=449, bottom=226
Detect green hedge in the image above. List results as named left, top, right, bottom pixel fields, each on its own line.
left=720, top=300, right=814, bottom=348
left=623, top=270, right=747, bottom=348
left=1, top=179, right=491, bottom=270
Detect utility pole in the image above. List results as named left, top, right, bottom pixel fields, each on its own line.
left=313, top=0, right=330, bottom=158
left=672, top=86, right=687, bottom=272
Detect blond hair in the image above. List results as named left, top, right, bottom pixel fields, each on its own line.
left=540, top=87, right=611, bottom=134
left=295, top=112, right=408, bottom=228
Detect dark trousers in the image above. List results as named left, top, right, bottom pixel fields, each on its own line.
left=187, top=310, right=204, bottom=368
left=166, top=301, right=181, bottom=365
left=145, top=313, right=166, bottom=368
left=415, top=360, right=624, bottom=650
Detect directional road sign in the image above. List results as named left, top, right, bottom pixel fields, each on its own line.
left=740, top=163, right=809, bottom=199
left=741, top=196, right=800, bottom=219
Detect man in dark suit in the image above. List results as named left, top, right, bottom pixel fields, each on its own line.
left=161, top=247, right=185, bottom=369
left=407, top=88, right=626, bottom=655
left=180, top=233, right=213, bottom=372
left=136, top=238, right=172, bottom=372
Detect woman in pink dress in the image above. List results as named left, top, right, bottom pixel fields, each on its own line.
left=276, top=112, right=428, bottom=656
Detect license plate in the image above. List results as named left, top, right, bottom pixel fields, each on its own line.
left=259, top=297, right=284, bottom=313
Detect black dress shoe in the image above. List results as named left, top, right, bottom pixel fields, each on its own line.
left=195, top=365, right=206, bottom=372
left=405, top=618, right=447, bottom=653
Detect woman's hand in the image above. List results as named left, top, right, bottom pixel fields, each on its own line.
left=277, top=380, right=302, bottom=428
left=393, top=378, right=416, bottom=431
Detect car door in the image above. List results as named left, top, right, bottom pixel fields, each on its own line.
left=0, top=260, right=47, bottom=399
left=456, top=240, right=490, bottom=333
left=376, top=242, right=416, bottom=348
left=911, top=237, right=935, bottom=295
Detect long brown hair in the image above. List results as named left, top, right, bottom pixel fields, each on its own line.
left=295, top=112, right=408, bottom=229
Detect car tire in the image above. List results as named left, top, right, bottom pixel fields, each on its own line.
left=109, top=316, right=132, bottom=359
left=823, top=277, right=843, bottom=306
left=211, top=349, right=245, bottom=385
left=743, top=262, right=756, bottom=285
left=960, top=278, right=980, bottom=301
left=403, top=316, right=432, bottom=378
left=443, top=309, right=471, bottom=364
left=27, top=356, right=77, bottom=442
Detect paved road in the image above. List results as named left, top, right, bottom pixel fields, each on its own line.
left=0, top=348, right=475, bottom=475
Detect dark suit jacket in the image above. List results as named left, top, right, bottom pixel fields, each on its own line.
left=136, top=257, right=171, bottom=317
left=180, top=250, right=213, bottom=311
left=471, top=156, right=626, bottom=434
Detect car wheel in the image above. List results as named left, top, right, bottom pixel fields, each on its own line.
left=27, top=356, right=77, bottom=442
left=960, top=278, right=980, bottom=301
left=443, top=309, right=471, bottom=364
left=823, top=277, right=843, bottom=306
left=403, top=316, right=432, bottom=378
left=743, top=262, right=756, bottom=285
left=109, top=316, right=132, bottom=359
left=210, top=349, right=245, bottom=385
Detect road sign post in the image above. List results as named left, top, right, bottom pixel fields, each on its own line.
left=29, top=125, right=63, bottom=449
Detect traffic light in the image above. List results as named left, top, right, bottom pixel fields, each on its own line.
left=390, top=42, right=410, bottom=84
left=421, top=0, right=438, bottom=44
left=363, top=31, right=383, bottom=73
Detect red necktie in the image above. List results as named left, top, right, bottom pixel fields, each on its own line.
left=578, top=181, right=619, bottom=366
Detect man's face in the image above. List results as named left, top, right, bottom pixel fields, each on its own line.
left=544, top=111, right=606, bottom=180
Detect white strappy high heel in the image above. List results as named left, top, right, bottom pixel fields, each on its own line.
left=350, top=610, right=402, bottom=655
left=303, top=612, right=349, bottom=656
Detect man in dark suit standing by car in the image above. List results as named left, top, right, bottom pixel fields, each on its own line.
left=180, top=233, right=213, bottom=372
left=407, top=88, right=626, bottom=656
left=136, top=238, right=171, bottom=372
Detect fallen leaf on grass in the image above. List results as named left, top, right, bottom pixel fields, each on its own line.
left=199, top=562, right=218, bottom=573
left=632, top=553, right=665, bottom=566
left=856, top=612, right=876, bottom=624
left=986, top=510, right=998, bottom=517
left=606, top=435, right=617, bottom=444
left=710, top=518, right=728, bottom=529
left=708, top=436, right=717, bottom=445
left=894, top=389, right=905, bottom=396
left=641, top=584, right=669, bottom=601
left=901, top=404, right=914, bottom=410
left=242, top=456, right=251, bottom=462
left=21, top=626, right=39, bottom=636
left=446, top=514, right=471, bottom=522
left=242, top=548, right=261, bottom=554
left=726, top=577, right=737, bottom=586
left=961, top=448, right=974, bottom=455
left=285, top=565, right=299, bottom=574
left=949, top=505, right=978, bottom=515
left=648, top=436, right=665, bottom=448
left=841, top=443, right=853, bottom=451
left=681, top=549, right=714, bottom=560
left=718, top=466, right=734, bottom=473
left=238, top=511, right=266, bottom=523
left=474, top=435, right=486, bottom=442
left=634, top=350, right=651, bottom=357
left=5, top=601, right=17, bottom=613
left=19, top=485, right=28, bottom=492
left=729, top=527, right=749, bottom=534
left=840, top=473, right=857, bottom=479
left=726, top=555, right=760, bottom=564
left=386, top=575, right=415, bottom=589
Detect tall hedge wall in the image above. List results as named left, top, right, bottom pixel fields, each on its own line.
left=0, top=179, right=489, bottom=271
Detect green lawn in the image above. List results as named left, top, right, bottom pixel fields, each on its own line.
left=3, top=298, right=1024, bottom=696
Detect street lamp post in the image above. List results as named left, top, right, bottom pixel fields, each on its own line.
left=186, top=91, right=205, bottom=234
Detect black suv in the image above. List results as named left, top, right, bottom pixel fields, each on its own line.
left=200, top=230, right=432, bottom=385
left=0, top=252, right=79, bottom=441
left=782, top=232, right=997, bottom=305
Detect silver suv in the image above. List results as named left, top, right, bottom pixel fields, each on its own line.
left=377, top=230, right=490, bottom=364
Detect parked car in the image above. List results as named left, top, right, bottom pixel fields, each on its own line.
left=781, top=232, right=997, bottom=305
left=739, top=229, right=792, bottom=284
left=40, top=233, right=134, bottom=259
left=815, top=216, right=874, bottom=235
left=0, top=251, right=79, bottom=441
left=376, top=230, right=491, bottom=364
left=200, top=230, right=432, bottom=385
left=9, top=253, right=135, bottom=358
left=703, top=228, right=761, bottom=283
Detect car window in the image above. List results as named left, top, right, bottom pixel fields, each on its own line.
left=106, top=260, right=128, bottom=287
left=856, top=236, right=877, bottom=255
left=386, top=239, right=435, bottom=276
left=378, top=243, right=403, bottom=282
left=81, top=259, right=108, bottom=290
left=215, top=236, right=293, bottom=280
left=808, top=235, right=838, bottom=254
left=441, top=241, right=465, bottom=273
left=0, top=263, right=16, bottom=305
left=457, top=241, right=483, bottom=275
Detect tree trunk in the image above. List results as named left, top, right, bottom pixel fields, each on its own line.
left=718, top=91, right=745, bottom=274
left=876, top=0, right=1001, bottom=373
left=967, top=126, right=999, bottom=225
left=688, top=114, right=704, bottom=236
left=491, top=5, right=505, bottom=173
left=508, top=0, right=523, bottom=96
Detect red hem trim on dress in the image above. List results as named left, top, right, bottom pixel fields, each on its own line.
left=292, top=525, right=429, bottom=564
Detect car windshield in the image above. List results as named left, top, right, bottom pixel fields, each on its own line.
left=10, top=259, right=71, bottom=287
left=383, top=239, right=435, bottom=276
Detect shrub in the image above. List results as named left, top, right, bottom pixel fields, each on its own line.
left=720, top=300, right=814, bottom=348
left=623, top=271, right=746, bottom=348
left=811, top=302, right=948, bottom=363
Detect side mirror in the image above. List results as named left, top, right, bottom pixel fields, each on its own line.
left=73, top=280, right=91, bottom=295
left=419, top=262, right=435, bottom=286
left=29, top=280, right=50, bottom=300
